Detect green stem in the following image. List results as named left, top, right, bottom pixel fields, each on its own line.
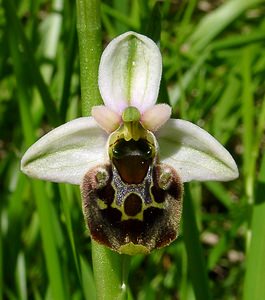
left=76, top=1, right=130, bottom=299
left=92, top=243, right=130, bottom=300
left=76, top=0, right=103, bottom=116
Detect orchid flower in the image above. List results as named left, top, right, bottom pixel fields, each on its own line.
left=21, top=32, right=238, bottom=255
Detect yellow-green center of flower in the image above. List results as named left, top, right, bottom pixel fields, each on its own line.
left=121, top=106, right=142, bottom=141
left=108, top=106, right=156, bottom=162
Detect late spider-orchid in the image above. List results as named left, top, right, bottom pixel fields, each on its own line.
left=21, top=32, right=238, bottom=255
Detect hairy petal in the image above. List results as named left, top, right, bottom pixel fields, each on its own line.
left=141, top=104, right=172, bottom=132
left=21, top=117, right=108, bottom=185
left=157, top=119, right=239, bottom=182
left=92, top=105, right=121, bottom=133
left=98, top=31, right=162, bottom=114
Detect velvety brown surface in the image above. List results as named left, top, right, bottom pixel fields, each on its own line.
left=81, top=161, right=183, bottom=254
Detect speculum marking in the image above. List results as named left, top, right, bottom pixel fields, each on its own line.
left=81, top=162, right=183, bottom=254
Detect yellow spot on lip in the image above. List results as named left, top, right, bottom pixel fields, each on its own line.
left=118, top=242, right=150, bottom=255
left=97, top=199, right=108, bottom=209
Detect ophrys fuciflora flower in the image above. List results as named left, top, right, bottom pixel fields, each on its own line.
left=21, top=32, right=238, bottom=255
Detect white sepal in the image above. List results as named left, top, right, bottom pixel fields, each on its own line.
left=157, top=119, right=239, bottom=182
left=98, top=31, right=162, bottom=114
left=21, top=117, right=108, bottom=185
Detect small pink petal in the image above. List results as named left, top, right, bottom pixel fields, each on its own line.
left=92, top=106, right=121, bottom=133
left=141, top=104, right=172, bottom=132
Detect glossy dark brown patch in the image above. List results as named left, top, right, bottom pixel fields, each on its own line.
left=113, top=156, right=151, bottom=184
left=81, top=162, right=183, bottom=254
left=112, top=138, right=153, bottom=184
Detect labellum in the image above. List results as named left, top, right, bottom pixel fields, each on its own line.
left=81, top=107, right=183, bottom=255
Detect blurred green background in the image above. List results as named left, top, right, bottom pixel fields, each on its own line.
left=1, top=0, right=265, bottom=299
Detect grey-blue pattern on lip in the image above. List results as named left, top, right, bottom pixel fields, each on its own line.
left=112, top=165, right=153, bottom=206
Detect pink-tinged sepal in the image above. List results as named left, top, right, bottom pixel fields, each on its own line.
left=98, top=31, right=162, bottom=114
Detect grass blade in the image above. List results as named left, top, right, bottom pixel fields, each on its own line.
left=187, top=0, right=265, bottom=53
left=183, top=186, right=212, bottom=300
left=3, top=0, right=60, bottom=126
left=5, top=1, right=68, bottom=298
left=243, top=154, right=265, bottom=300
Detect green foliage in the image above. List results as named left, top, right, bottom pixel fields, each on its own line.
left=1, top=0, right=265, bottom=299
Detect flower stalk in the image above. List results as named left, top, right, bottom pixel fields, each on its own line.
left=92, top=243, right=130, bottom=300
left=76, top=0, right=102, bottom=115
